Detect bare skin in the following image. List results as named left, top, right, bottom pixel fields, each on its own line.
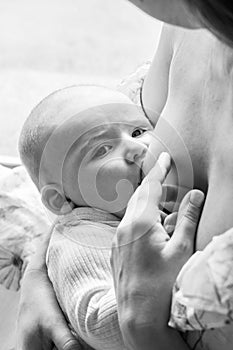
left=17, top=2, right=233, bottom=350
left=111, top=153, right=205, bottom=350
left=16, top=226, right=82, bottom=350
left=121, top=24, right=233, bottom=349
left=143, top=25, right=233, bottom=249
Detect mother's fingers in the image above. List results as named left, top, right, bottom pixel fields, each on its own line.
left=164, top=211, right=178, bottom=236
left=166, top=190, right=205, bottom=259
left=137, top=152, right=172, bottom=219
left=176, top=189, right=205, bottom=229
left=122, top=152, right=171, bottom=232
left=127, top=152, right=171, bottom=213
left=145, top=152, right=171, bottom=186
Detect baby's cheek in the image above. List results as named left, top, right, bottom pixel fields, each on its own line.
left=95, top=167, right=134, bottom=211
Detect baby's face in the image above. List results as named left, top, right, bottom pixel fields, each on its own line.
left=61, top=103, right=153, bottom=217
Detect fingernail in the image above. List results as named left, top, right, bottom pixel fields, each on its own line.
left=165, top=224, right=174, bottom=234
left=190, top=190, right=205, bottom=208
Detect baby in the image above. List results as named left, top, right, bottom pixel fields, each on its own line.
left=19, top=85, right=155, bottom=350
left=19, top=85, right=233, bottom=350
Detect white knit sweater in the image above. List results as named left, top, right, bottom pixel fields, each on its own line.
left=46, top=207, right=125, bottom=350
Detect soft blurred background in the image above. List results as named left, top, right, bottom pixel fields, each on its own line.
left=0, top=2, right=161, bottom=348
left=0, top=0, right=162, bottom=158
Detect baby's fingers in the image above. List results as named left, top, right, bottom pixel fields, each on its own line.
left=164, top=211, right=178, bottom=236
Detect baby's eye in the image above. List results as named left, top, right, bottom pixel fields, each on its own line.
left=94, top=145, right=112, bottom=158
left=132, top=128, right=147, bottom=138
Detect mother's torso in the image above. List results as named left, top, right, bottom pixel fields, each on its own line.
left=143, top=25, right=233, bottom=249
left=143, top=25, right=233, bottom=350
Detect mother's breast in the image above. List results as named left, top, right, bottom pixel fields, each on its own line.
left=153, top=93, right=210, bottom=193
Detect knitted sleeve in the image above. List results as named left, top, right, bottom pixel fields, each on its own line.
left=46, top=222, right=125, bottom=350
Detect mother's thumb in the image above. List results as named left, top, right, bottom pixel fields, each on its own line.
left=170, top=190, right=205, bottom=255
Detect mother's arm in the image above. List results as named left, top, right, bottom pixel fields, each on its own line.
left=111, top=153, right=205, bottom=350
left=141, top=24, right=174, bottom=127
left=16, top=225, right=81, bottom=350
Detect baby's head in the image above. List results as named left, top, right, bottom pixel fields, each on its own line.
left=19, top=85, right=153, bottom=217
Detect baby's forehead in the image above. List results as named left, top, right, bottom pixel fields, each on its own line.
left=46, top=100, right=150, bottom=154
left=59, top=103, right=149, bottom=148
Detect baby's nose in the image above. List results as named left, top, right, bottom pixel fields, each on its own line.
left=125, top=140, right=147, bottom=164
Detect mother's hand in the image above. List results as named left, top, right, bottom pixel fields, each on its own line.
left=16, top=231, right=81, bottom=350
left=111, top=152, right=205, bottom=350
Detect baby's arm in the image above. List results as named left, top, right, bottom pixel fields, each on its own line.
left=47, top=223, right=125, bottom=350
left=141, top=24, right=174, bottom=126
left=16, top=225, right=81, bottom=350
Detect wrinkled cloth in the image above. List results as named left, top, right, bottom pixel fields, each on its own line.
left=169, top=228, right=233, bottom=332
left=117, top=61, right=150, bottom=105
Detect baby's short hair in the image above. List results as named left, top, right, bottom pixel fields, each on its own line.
left=18, top=88, right=62, bottom=189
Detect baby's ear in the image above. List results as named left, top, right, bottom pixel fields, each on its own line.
left=41, top=184, right=73, bottom=215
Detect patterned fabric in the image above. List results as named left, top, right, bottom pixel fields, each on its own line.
left=169, top=229, right=233, bottom=350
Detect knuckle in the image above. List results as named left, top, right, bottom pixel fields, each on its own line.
left=116, top=223, right=138, bottom=245
left=175, top=239, right=192, bottom=254
left=117, top=217, right=154, bottom=247
left=130, top=215, right=153, bottom=232
left=45, top=315, right=63, bottom=332
left=60, top=338, right=79, bottom=350
left=184, top=203, right=200, bottom=224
